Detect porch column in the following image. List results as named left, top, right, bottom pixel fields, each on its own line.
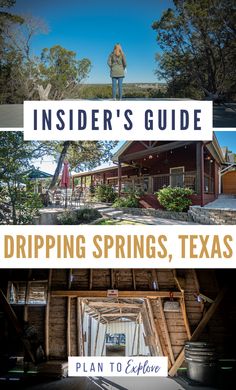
left=196, top=142, right=204, bottom=207
left=81, top=176, right=83, bottom=188
left=214, top=161, right=218, bottom=197
left=118, top=161, right=122, bottom=197
left=103, top=173, right=106, bottom=184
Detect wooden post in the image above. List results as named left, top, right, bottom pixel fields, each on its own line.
left=132, top=270, right=136, bottom=290
left=169, top=288, right=228, bottom=377
left=101, top=324, right=107, bottom=356
left=77, top=298, right=84, bottom=356
left=89, top=270, right=93, bottom=290
left=158, top=298, right=175, bottom=366
left=137, top=320, right=141, bottom=356
left=192, top=269, right=204, bottom=312
left=180, top=297, right=191, bottom=340
left=131, top=322, right=138, bottom=355
left=196, top=142, right=204, bottom=206
left=0, top=289, right=36, bottom=363
left=172, top=270, right=191, bottom=340
left=67, top=297, right=71, bottom=356
left=118, top=161, right=122, bottom=197
left=94, top=316, right=100, bottom=356
left=146, top=299, right=163, bottom=355
left=110, top=270, right=115, bottom=289
left=24, top=270, right=32, bottom=321
left=68, top=269, right=72, bottom=290
left=45, top=270, right=52, bottom=359
left=87, top=315, right=92, bottom=356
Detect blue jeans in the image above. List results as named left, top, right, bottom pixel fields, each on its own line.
left=112, top=77, right=123, bottom=99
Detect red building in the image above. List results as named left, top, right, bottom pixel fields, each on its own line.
left=73, top=136, right=225, bottom=208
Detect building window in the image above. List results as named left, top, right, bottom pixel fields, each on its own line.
left=170, top=166, right=185, bottom=187
left=8, top=281, right=47, bottom=305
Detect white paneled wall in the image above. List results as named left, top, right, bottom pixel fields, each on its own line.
left=83, top=312, right=150, bottom=356
left=107, top=321, right=150, bottom=356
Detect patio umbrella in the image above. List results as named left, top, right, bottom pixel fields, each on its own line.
left=24, top=168, right=53, bottom=193
left=61, top=160, right=70, bottom=208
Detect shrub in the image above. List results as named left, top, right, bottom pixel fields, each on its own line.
left=113, top=193, right=140, bottom=208
left=76, top=208, right=102, bottom=223
left=95, top=184, right=117, bottom=203
left=57, top=208, right=102, bottom=225
left=156, top=186, right=193, bottom=212
left=0, top=187, right=42, bottom=225
left=57, top=210, right=77, bottom=225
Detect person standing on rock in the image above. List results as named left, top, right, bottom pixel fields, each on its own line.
left=108, top=43, right=126, bottom=100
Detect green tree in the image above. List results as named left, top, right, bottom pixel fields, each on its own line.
left=0, top=132, right=47, bottom=224
left=152, top=0, right=236, bottom=100
left=0, top=8, right=91, bottom=102
left=49, top=141, right=117, bottom=189
left=39, top=45, right=91, bottom=99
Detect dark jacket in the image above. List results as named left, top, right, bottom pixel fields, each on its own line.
left=108, top=52, right=126, bottom=78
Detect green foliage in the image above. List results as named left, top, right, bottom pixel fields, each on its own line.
left=152, top=0, right=236, bottom=100
left=56, top=210, right=77, bottom=225
left=0, top=186, right=42, bottom=224
left=113, top=190, right=140, bottom=208
left=95, top=184, right=117, bottom=203
left=39, top=45, right=91, bottom=99
left=156, top=186, right=193, bottom=212
left=0, top=10, right=92, bottom=102
left=57, top=208, right=102, bottom=225
left=0, top=132, right=48, bottom=224
left=76, top=208, right=102, bottom=223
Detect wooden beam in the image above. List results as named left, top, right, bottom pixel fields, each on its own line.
left=51, top=290, right=182, bottom=299
left=158, top=298, right=175, bottom=366
left=131, top=322, right=138, bottom=355
left=101, top=324, right=108, bottom=356
left=110, top=270, right=115, bottom=289
left=180, top=297, right=191, bottom=340
left=137, top=320, right=141, bottom=356
left=89, top=270, right=93, bottom=290
left=119, top=141, right=194, bottom=162
left=93, top=316, right=100, bottom=356
left=118, top=161, right=122, bottom=197
left=146, top=299, right=163, bottom=355
left=192, top=269, right=204, bottom=312
left=23, top=270, right=32, bottom=321
left=45, top=269, right=52, bottom=358
left=132, top=270, right=136, bottom=290
left=88, top=302, right=142, bottom=309
left=68, top=269, right=72, bottom=290
left=77, top=298, right=84, bottom=356
left=172, top=270, right=191, bottom=340
left=169, top=288, right=228, bottom=377
left=102, top=313, right=138, bottom=317
left=87, top=315, right=92, bottom=356
left=0, top=289, right=35, bottom=363
left=67, top=297, right=71, bottom=356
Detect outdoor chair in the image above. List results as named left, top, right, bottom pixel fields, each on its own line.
left=70, top=188, right=83, bottom=208
left=53, top=189, right=65, bottom=206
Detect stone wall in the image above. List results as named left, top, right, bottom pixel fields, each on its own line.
left=115, top=207, right=190, bottom=221
left=189, top=206, right=236, bottom=225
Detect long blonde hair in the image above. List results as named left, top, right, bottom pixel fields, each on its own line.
left=113, top=43, right=123, bottom=57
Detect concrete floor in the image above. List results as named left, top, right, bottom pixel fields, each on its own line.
left=204, top=195, right=236, bottom=210
left=0, top=102, right=236, bottom=129
left=0, top=376, right=220, bottom=390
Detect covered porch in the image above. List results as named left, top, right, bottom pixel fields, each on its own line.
left=73, top=140, right=222, bottom=208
